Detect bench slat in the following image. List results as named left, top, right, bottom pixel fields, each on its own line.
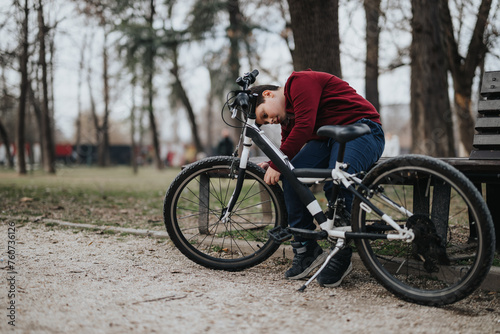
left=473, top=134, right=500, bottom=146
left=478, top=100, right=500, bottom=114
left=469, top=150, right=500, bottom=160
left=475, top=117, right=500, bottom=131
left=481, top=71, right=500, bottom=95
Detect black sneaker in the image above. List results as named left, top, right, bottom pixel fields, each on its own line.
left=316, top=247, right=353, bottom=287
left=285, top=241, right=327, bottom=280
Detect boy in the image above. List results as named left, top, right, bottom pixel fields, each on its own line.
left=251, top=70, right=385, bottom=287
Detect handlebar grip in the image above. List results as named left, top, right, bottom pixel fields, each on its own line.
left=236, top=69, right=260, bottom=87
left=247, top=69, right=259, bottom=84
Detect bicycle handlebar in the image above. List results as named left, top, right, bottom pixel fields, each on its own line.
left=229, top=70, right=260, bottom=119
left=236, top=69, right=259, bottom=89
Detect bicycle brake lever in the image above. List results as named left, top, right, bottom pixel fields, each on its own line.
left=230, top=107, right=238, bottom=119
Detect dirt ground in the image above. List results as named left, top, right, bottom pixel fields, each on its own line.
left=1, top=220, right=499, bottom=334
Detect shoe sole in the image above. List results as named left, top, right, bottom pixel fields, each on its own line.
left=318, top=262, right=353, bottom=288
left=286, top=252, right=329, bottom=280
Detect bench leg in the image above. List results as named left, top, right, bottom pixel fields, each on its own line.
left=431, top=181, right=451, bottom=247
left=413, top=179, right=450, bottom=245
left=198, top=173, right=210, bottom=235
left=259, top=185, right=273, bottom=224
left=486, top=183, right=500, bottom=252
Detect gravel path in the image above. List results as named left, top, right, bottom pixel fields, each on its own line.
left=1, top=220, right=499, bottom=334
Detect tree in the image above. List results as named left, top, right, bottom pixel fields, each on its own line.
left=75, top=1, right=116, bottom=167
left=188, top=0, right=253, bottom=144
left=37, top=0, right=56, bottom=173
left=16, top=0, right=29, bottom=175
left=0, top=119, right=13, bottom=168
left=169, top=43, right=203, bottom=153
left=0, top=59, right=14, bottom=169
left=115, top=0, right=175, bottom=169
left=441, top=0, right=494, bottom=153
left=410, top=0, right=455, bottom=157
left=74, top=32, right=88, bottom=164
left=364, top=0, right=381, bottom=112
left=287, top=0, right=341, bottom=76
left=144, top=0, right=162, bottom=170
left=98, top=30, right=111, bottom=166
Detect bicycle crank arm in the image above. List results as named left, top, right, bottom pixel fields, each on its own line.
left=288, top=227, right=328, bottom=240
left=268, top=226, right=329, bottom=243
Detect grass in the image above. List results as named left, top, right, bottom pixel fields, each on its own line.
left=0, top=165, right=180, bottom=231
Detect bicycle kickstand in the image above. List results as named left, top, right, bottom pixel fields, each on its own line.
left=298, top=238, right=346, bottom=292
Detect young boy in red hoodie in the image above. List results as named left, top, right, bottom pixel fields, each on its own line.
left=251, top=70, right=385, bottom=287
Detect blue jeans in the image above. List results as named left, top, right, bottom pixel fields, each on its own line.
left=282, top=119, right=385, bottom=238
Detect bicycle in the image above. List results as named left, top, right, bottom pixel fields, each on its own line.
left=163, top=70, right=496, bottom=306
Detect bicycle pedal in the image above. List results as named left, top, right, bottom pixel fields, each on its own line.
left=268, top=226, right=293, bottom=243
left=288, top=227, right=328, bottom=241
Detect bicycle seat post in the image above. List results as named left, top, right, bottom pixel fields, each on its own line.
left=336, top=142, right=346, bottom=164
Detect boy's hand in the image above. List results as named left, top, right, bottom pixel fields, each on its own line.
left=257, top=162, right=269, bottom=170
left=263, top=166, right=281, bottom=185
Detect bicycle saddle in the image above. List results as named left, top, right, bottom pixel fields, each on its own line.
left=317, top=123, right=371, bottom=143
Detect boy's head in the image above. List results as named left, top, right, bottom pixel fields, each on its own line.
left=249, top=85, right=286, bottom=125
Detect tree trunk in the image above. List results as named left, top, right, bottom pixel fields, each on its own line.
left=171, top=45, right=203, bottom=154
left=0, top=119, right=13, bottom=168
left=131, top=71, right=138, bottom=175
left=146, top=0, right=162, bottom=170
left=86, top=34, right=101, bottom=166
left=28, top=81, right=44, bottom=166
left=0, top=66, right=14, bottom=169
left=364, top=0, right=381, bottom=113
left=287, top=0, right=341, bottom=77
left=410, top=0, right=455, bottom=157
left=440, top=0, right=492, bottom=154
left=75, top=34, right=88, bottom=164
left=226, top=0, right=244, bottom=142
left=98, top=31, right=110, bottom=167
left=17, top=0, right=29, bottom=175
left=37, top=0, right=55, bottom=173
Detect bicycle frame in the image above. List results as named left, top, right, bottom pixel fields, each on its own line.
left=223, top=99, right=415, bottom=244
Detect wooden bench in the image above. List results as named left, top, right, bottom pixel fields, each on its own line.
left=439, top=70, right=500, bottom=251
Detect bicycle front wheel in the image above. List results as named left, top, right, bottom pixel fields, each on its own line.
left=163, top=156, right=287, bottom=271
left=352, top=155, right=495, bottom=306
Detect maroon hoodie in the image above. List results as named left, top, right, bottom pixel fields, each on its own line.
left=269, top=70, right=380, bottom=171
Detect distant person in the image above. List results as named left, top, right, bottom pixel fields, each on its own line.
left=216, top=128, right=235, bottom=156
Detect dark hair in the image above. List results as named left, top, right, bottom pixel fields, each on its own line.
left=249, top=85, right=280, bottom=108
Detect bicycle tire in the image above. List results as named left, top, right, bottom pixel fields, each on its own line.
left=163, top=156, right=287, bottom=271
left=351, top=154, right=495, bottom=306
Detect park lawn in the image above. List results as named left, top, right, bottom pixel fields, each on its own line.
left=0, top=166, right=180, bottom=231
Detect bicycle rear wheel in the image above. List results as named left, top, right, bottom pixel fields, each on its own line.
left=164, top=156, right=287, bottom=271
left=352, top=155, right=495, bottom=306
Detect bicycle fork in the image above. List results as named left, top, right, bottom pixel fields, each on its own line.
left=220, top=127, right=253, bottom=223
